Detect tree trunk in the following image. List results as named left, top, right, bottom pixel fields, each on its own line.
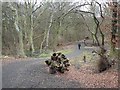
left=99, top=28, right=105, bottom=46
left=45, top=13, right=53, bottom=51
left=92, top=34, right=95, bottom=45
left=14, top=16, right=25, bottom=57
left=94, top=34, right=100, bottom=46
left=9, top=3, right=25, bottom=57
left=26, top=3, right=35, bottom=56
left=111, top=1, right=118, bottom=54
left=17, top=26, right=25, bottom=57
left=101, top=33, right=104, bottom=46
left=40, top=30, right=47, bottom=53
left=28, top=13, right=34, bottom=54
left=117, top=3, right=120, bottom=60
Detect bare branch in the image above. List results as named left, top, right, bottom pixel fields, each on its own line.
left=32, top=0, right=37, bottom=8
left=32, top=4, right=42, bottom=14
left=58, top=3, right=92, bottom=20
left=33, top=8, right=47, bottom=28
left=74, top=9, right=100, bottom=46
left=33, top=33, right=44, bottom=40
left=95, top=1, right=105, bottom=45
left=80, top=13, right=94, bottom=34
left=96, top=1, right=104, bottom=19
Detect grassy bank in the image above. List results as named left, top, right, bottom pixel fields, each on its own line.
left=70, top=51, right=98, bottom=69
left=39, top=49, right=73, bottom=58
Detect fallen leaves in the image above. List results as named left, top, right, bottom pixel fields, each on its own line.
left=62, top=65, right=118, bottom=88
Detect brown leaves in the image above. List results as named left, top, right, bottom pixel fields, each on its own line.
left=63, top=66, right=118, bottom=88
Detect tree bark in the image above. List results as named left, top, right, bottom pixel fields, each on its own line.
left=117, top=3, right=120, bottom=60
left=96, top=1, right=105, bottom=46
left=26, top=3, right=35, bottom=55
left=28, top=13, right=35, bottom=54
left=40, top=29, right=47, bottom=53
left=9, top=3, right=25, bottom=57
left=111, top=1, right=118, bottom=53
left=45, top=13, right=53, bottom=51
left=25, top=1, right=42, bottom=55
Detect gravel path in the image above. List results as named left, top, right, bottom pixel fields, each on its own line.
left=2, top=58, right=82, bottom=88
left=2, top=44, right=96, bottom=88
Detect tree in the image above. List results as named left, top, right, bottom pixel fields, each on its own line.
left=116, top=1, right=120, bottom=60
left=74, top=2, right=104, bottom=46
left=45, top=12, right=53, bottom=51
left=118, top=2, right=120, bottom=57
left=8, top=2, right=26, bottom=57
left=110, top=0, right=118, bottom=55
left=73, top=1, right=113, bottom=72
left=23, top=1, right=42, bottom=56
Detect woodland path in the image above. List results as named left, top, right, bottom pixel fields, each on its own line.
left=2, top=44, right=94, bottom=88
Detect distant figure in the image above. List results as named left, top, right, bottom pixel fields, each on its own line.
left=78, top=43, right=81, bottom=50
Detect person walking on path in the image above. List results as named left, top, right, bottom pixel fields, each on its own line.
left=78, top=42, right=81, bottom=50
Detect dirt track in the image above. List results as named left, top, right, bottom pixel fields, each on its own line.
left=2, top=44, right=83, bottom=88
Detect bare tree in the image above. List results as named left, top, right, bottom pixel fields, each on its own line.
left=118, top=2, right=120, bottom=59
left=110, top=0, right=118, bottom=53
left=73, top=1, right=113, bottom=72
left=24, top=1, right=42, bottom=55
left=45, top=13, right=53, bottom=51
left=8, top=2, right=26, bottom=57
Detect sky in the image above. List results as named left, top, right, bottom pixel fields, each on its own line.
left=0, top=0, right=109, bottom=12
left=0, top=0, right=109, bottom=3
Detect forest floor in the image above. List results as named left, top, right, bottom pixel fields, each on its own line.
left=62, top=64, right=118, bottom=88
left=2, top=44, right=119, bottom=88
